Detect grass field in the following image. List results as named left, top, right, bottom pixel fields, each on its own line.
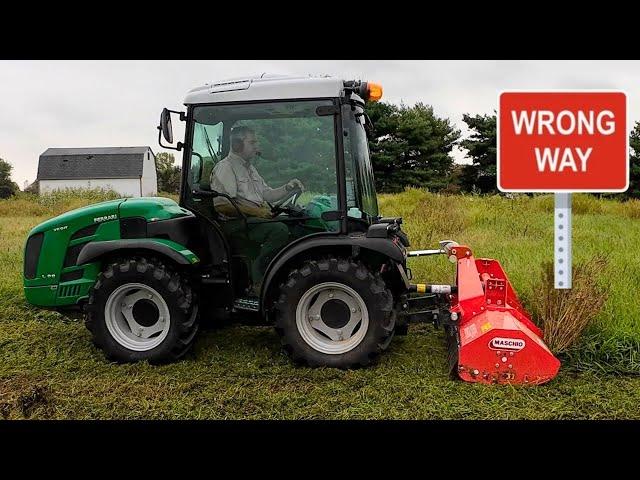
left=1, top=189, right=640, bottom=419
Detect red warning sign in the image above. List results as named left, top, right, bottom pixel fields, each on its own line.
left=498, top=91, right=628, bottom=192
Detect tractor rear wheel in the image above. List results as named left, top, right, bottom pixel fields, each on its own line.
left=274, top=257, right=396, bottom=368
left=86, top=257, right=199, bottom=364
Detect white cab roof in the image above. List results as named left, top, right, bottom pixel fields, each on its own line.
left=183, top=73, right=345, bottom=105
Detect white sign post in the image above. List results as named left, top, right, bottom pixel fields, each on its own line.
left=554, top=193, right=572, bottom=289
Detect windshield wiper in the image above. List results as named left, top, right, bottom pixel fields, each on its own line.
left=202, top=125, right=219, bottom=163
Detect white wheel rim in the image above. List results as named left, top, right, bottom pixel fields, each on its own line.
left=296, top=282, right=369, bottom=355
left=104, top=283, right=171, bottom=352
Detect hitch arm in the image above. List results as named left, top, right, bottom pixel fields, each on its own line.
left=407, top=249, right=445, bottom=257
left=407, top=240, right=459, bottom=258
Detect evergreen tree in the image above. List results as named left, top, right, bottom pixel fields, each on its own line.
left=367, top=101, right=460, bottom=193
left=459, top=113, right=497, bottom=193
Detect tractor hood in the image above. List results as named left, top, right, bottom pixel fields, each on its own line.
left=118, top=197, right=192, bottom=221
left=28, top=197, right=191, bottom=236
left=28, top=198, right=125, bottom=236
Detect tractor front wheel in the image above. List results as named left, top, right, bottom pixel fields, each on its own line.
left=86, top=257, right=199, bottom=364
left=274, top=258, right=396, bottom=368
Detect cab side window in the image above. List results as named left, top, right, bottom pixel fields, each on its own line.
left=190, top=122, right=223, bottom=190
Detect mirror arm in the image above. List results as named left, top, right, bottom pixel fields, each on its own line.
left=164, top=109, right=187, bottom=121
left=157, top=126, right=183, bottom=151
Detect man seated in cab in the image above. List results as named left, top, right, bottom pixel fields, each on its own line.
left=210, top=125, right=304, bottom=291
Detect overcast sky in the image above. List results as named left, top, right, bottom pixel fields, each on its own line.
left=1, top=60, right=638, bottom=188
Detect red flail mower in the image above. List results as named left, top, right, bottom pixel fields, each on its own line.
left=408, top=242, right=560, bottom=385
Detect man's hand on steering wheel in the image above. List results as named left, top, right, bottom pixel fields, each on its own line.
left=269, top=182, right=305, bottom=217
left=286, top=178, right=305, bottom=193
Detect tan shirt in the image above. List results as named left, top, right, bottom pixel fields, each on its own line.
left=210, top=151, right=270, bottom=207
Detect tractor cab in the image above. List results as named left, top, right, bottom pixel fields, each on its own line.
left=159, top=74, right=394, bottom=300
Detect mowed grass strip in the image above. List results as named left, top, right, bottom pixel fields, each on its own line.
left=2, top=323, right=640, bottom=419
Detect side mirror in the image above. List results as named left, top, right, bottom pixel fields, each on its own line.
left=160, top=108, right=173, bottom=143
left=157, top=108, right=186, bottom=151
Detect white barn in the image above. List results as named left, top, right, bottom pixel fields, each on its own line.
left=37, top=147, right=158, bottom=197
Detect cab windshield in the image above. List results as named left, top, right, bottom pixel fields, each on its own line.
left=186, top=99, right=339, bottom=225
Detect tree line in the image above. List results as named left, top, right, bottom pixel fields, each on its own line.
left=367, top=102, right=640, bottom=199
left=2, top=104, right=639, bottom=199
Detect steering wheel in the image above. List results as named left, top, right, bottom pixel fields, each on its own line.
left=269, top=187, right=304, bottom=217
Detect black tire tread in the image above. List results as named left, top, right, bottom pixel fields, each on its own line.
left=86, top=256, right=198, bottom=364
left=274, top=257, right=396, bottom=369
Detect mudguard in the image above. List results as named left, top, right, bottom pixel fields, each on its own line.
left=76, top=239, right=200, bottom=266
left=261, top=233, right=406, bottom=310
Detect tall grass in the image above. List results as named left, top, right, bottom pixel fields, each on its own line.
left=0, top=188, right=179, bottom=218
left=0, top=189, right=123, bottom=218
left=530, top=254, right=609, bottom=354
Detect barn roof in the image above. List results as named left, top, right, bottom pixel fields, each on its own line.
left=37, top=147, right=153, bottom=180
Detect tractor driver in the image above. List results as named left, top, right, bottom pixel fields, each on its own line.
left=210, top=126, right=304, bottom=217
left=210, top=125, right=305, bottom=290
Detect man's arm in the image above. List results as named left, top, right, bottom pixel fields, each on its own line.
left=262, top=184, right=289, bottom=203
left=262, top=179, right=305, bottom=203
left=249, top=165, right=302, bottom=203
left=215, top=197, right=272, bottom=219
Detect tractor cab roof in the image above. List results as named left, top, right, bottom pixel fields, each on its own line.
left=183, top=73, right=349, bottom=105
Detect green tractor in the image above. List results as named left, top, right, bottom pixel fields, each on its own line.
left=23, top=74, right=417, bottom=368
left=22, top=74, right=562, bottom=385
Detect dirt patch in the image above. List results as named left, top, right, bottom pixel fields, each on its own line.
left=0, top=376, right=54, bottom=419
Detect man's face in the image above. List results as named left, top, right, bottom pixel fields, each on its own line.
left=240, top=132, right=259, bottom=161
